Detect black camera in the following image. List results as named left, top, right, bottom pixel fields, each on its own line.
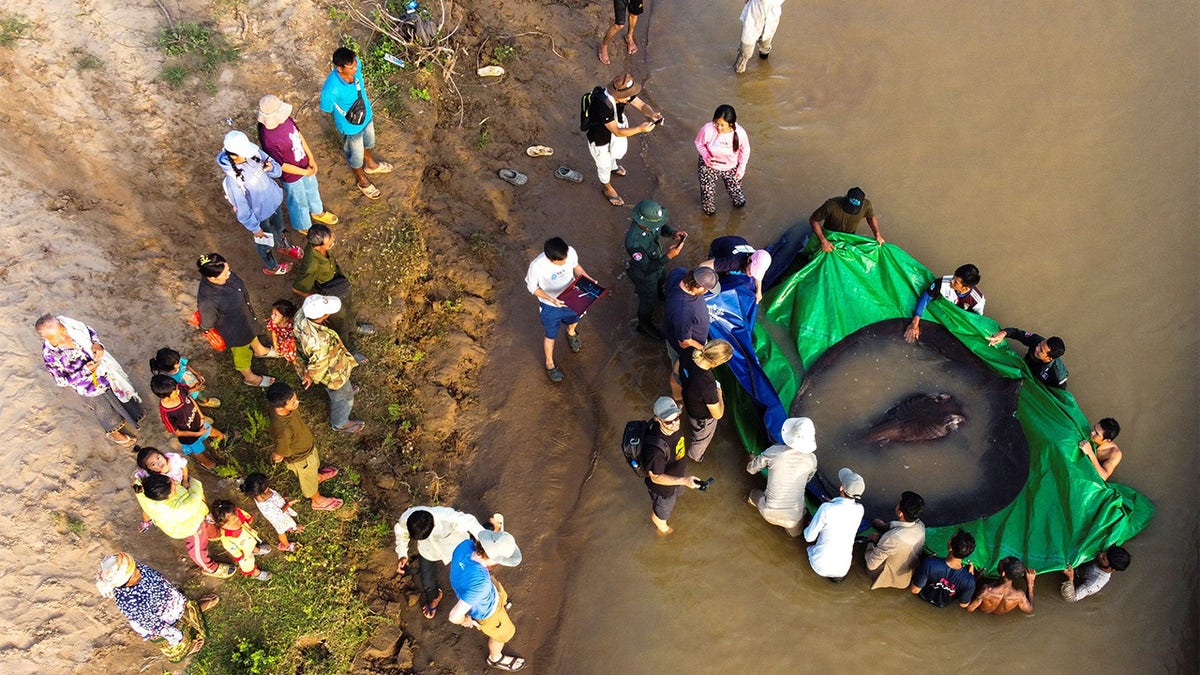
left=696, top=477, right=715, bottom=491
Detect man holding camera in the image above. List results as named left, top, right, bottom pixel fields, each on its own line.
left=642, top=397, right=705, bottom=536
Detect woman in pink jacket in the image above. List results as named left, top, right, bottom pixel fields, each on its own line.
left=694, top=104, right=751, bottom=215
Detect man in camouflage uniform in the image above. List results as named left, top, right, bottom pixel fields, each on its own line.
left=294, top=294, right=365, bottom=433
left=624, top=200, right=687, bottom=340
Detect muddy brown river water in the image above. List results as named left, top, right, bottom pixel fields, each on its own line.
left=542, top=1, right=1198, bottom=672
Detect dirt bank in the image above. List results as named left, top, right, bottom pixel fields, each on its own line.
left=0, top=0, right=627, bottom=671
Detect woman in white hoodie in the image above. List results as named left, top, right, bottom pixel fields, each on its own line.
left=216, top=130, right=300, bottom=276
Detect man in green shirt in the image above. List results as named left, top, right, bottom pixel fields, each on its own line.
left=624, top=200, right=687, bottom=340
left=266, top=381, right=344, bottom=510
left=292, top=224, right=373, bottom=364
left=808, top=186, right=885, bottom=252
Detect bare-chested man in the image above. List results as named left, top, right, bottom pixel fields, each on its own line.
left=967, top=556, right=1036, bottom=615
left=1078, top=417, right=1122, bottom=480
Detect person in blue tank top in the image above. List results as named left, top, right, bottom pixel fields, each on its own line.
left=447, top=528, right=526, bottom=671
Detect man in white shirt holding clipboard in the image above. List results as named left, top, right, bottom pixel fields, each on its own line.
left=525, top=237, right=600, bottom=383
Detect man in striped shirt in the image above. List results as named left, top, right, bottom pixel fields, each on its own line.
left=904, top=264, right=985, bottom=343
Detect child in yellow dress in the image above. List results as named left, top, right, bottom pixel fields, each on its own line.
left=211, top=499, right=272, bottom=581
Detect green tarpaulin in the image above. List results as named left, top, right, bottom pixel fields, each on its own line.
left=729, top=232, right=1155, bottom=574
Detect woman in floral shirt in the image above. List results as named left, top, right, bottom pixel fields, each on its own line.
left=96, top=553, right=218, bottom=661
left=36, top=314, right=143, bottom=445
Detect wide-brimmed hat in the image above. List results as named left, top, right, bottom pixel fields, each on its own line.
left=838, top=467, right=866, bottom=499
left=477, top=529, right=522, bottom=567
left=257, top=95, right=294, bottom=129
left=780, top=417, right=815, bottom=453
left=302, top=294, right=342, bottom=319
left=631, top=200, right=668, bottom=228
left=607, top=73, right=642, bottom=99
left=844, top=187, right=866, bottom=215
left=223, top=130, right=260, bottom=158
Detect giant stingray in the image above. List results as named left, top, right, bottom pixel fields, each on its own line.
left=792, top=319, right=1028, bottom=527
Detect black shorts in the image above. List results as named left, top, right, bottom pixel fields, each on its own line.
left=613, top=0, right=645, bottom=26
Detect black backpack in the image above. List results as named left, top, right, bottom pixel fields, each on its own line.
left=579, top=86, right=605, bottom=132
left=620, top=418, right=660, bottom=477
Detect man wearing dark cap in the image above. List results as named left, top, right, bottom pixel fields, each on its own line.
left=987, top=327, right=1069, bottom=389
left=625, top=200, right=687, bottom=339
left=663, top=266, right=719, bottom=400
left=808, top=186, right=885, bottom=253
left=904, top=263, right=986, bottom=343
left=642, top=396, right=704, bottom=535
left=583, top=73, right=662, bottom=206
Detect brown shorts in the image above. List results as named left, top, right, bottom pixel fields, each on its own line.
left=476, top=579, right=515, bottom=643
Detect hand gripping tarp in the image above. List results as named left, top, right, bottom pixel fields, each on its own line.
left=715, top=231, right=1155, bottom=574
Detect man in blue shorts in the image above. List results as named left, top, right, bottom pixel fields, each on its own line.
left=524, top=237, right=597, bottom=383
left=319, top=47, right=392, bottom=200
left=599, top=0, right=646, bottom=65
left=448, top=529, right=525, bottom=671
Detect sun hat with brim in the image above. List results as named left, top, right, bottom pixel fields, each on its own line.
left=96, top=552, right=136, bottom=598
left=257, top=95, right=294, bottom=129
left=223, top=130, right=260, bottom=158
left=632, top=199, right=669, bottom=228
left=477, top=530, right=522, bottom=567
left=607, top=73, right=642, bottom=99
left=780, top=417, right=816, bottom=453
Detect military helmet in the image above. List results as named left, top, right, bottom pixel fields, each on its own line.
left=631, top=200, right=669, bottom=228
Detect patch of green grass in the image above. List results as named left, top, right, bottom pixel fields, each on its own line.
left=474, top=126, right=491, bottom=150
left=0, top=12, right=30, bottom=47
left=491, top=44, right=516, bottom=64
left=160, top=64, right=188, bottom=88
left=468, top=230, right=500, bottom=267
left=156, top=21, right=237, bottom=92
left=342, top=34, right=410, bottom=120
left=328, top=6, right=350, bottom=22
left=186, top=506, right=388, bottom=673
left=50, top=511, right=87, bottom=535
left=347, top=215, right=429, bottom=308
left=74, top=50, right=102, bottom=71
left=408, top=86, right=430, bottom=101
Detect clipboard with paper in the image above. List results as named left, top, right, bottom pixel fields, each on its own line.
left=557, top=276, right=607, bottom=315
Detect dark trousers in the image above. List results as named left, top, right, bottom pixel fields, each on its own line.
left=629, top=268, right=666, bottom=321
left=325, top=294, right=357, bottom=352
left=417, top=554, right=440, bottom=605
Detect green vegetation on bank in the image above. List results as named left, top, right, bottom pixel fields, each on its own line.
left=156, top=22, right=238, bottom=89
left=0, top=12, right=30, bottom=47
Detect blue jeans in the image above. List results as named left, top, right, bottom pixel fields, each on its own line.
left=282, top=175, right=325, bottom=233
left=326, top=380, right=355, bottom=428
left=341, top=120, right=376, bottom=169
left=254, top=208, right=286, bottom=270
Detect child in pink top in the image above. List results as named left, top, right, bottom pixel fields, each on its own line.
left=694, top=104, right=751, bottom=216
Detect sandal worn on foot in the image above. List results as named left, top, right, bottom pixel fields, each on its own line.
left=318, top=467, right=339, bottom=482
left=554, top=166, right=583, bottom=183
left=311, top=211, right=339, bottom=225
left=277, top=245, right=304, bottom=260
left=422, top=589, right=443, bottom=619
left=332, top=420, right=366, bottom=433
left=202, top=563, right=237, bottom=578
left=312, top=497, right=344, bottom=511
left=277, top=542, right=298, bottom=552
left=263, top=262, right=292, bottom=276
left=106, top=430, right=137, bottom=447
left=358, top=183, right=382, bottom=200
left=487, top=654, right=526, bottom=672
left=199, top=594, right=220, bottom=612
left=606, top=193, right=625, bottom=207
left=614, top=165, right=627, bottom=177
left=566, top=332, right=582, bottom=353
left=245, top=375, right=275, bottom=388
left=363, top=161, right=393, bottom=175
left=197, top=397, right=222, bottom=408
left=546, top=366, right=564, bottom=383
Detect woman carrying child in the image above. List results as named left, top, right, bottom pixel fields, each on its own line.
left=241, top=473, right=304, bottom=551
left=132, top=446, right=189, bottom=532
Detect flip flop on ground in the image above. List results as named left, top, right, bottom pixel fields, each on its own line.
left=526, top=145, right=554, bottom=157
left=199, top=595, right=220, bottom=612
left=477, top=65, right=505, bottom=77
left=422, top=589, right=443, bottom=619
left=487, top=654, right=526, bottom=672
left=312, top=497, right=344, bottom=511
left=498, top=168, right=528, bottom=185
left=358, top=183, right=382, bottom=199
left=554, top=166, right=583, bottom=182
left=363, top=161, right=393, bottom=174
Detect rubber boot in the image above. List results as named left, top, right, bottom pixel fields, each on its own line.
left=636, top=314, right=665, bottom=340
left=734, top=43, right=753, bottom=73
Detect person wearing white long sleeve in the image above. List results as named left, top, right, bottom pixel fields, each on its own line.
left=395, top=506, right=486, bottom=619
left=746, top=417, right=817, bottom=536
left=735, top=0, right=786, bottom=73
left=804, top=467, right=865, bottom=582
